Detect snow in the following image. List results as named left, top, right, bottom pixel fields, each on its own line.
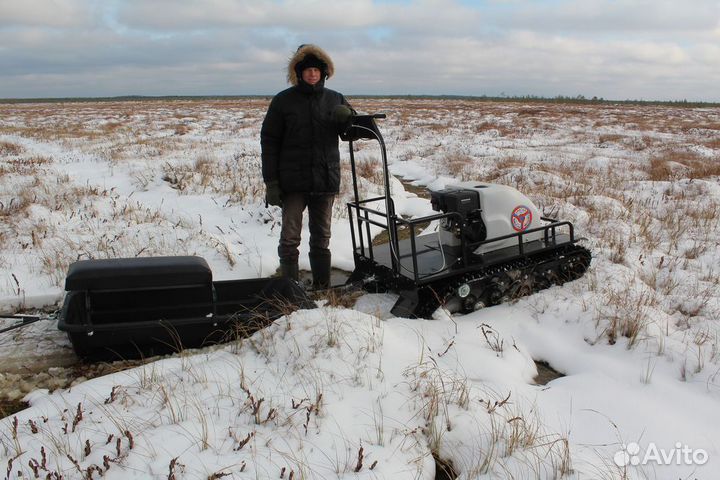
left=1, top=98, right=719, bottom=479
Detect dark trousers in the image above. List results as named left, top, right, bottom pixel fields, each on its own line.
left=279, top=192, right=335, bottom=263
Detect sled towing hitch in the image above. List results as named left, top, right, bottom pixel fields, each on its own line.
left=0, top=314, right=46, bottom=334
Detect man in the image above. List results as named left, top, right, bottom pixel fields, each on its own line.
left=261, top=44, right=352, bottom=288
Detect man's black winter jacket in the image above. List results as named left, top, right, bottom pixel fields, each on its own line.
left=261, top=84, right=349, bottom=194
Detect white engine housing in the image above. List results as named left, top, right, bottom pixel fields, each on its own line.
left=437, top=181, right=544, bottom=254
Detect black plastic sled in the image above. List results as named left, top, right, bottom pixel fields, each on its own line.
left=57, top=256, right=314, bottom=360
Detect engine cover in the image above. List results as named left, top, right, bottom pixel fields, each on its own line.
left=432, top=181, right=543, bottom=254
left=430, top=188, right=480, bottom=217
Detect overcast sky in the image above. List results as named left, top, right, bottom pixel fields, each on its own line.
left=1, top=0, right=719, bottom=101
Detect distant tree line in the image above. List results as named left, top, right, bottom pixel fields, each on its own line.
left=356, top=94, right=719, bottom=108
left=1, top=94, right=717, bottom=108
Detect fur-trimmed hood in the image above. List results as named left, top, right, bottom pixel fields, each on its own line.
left=286, top=44, right=335, bottom=86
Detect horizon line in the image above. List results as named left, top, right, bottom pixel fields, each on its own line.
left=1, top=94, right=718, bottom=107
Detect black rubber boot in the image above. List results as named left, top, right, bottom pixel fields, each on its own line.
left=279, top=259, right=299, bottom=282
left=309, top=252, right=331, bottom=289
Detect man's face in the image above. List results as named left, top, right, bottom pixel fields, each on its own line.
left=302, top=67, right=322, bottom=86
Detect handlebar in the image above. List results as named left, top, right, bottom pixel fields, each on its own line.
left=353, top=113, right=386, bottom=119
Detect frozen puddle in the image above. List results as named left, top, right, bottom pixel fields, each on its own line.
left=1, top=350, right=78, bottom=373
left=1, top=316, right=87, bottom=409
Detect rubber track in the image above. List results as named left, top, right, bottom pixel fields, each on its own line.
left=415, top=244, right=591, bottom=317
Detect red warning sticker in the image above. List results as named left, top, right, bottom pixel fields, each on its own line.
left=511, top=206, right=532, bottom=232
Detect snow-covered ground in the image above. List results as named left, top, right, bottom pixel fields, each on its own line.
left=1, top=98, right=719, bottom=479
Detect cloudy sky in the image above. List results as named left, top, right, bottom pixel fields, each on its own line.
left=1, top=0, right=719, bottom=101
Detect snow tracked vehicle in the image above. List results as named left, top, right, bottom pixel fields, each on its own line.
left=341, top=112, right=591, bottom=318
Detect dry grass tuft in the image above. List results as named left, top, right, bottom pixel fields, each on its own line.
left=173, top=123, right=191, bottom=136
left=312, top=287, right=365, bottom=309
left=355, top=156, right=384, bottom=185
left=444, top=151, right=474, bottom=181
left=0, top=140, right=24, bottom=156
left=648, top=148, right=720, bottom=181
left=702, top=136, right=720, bottom=149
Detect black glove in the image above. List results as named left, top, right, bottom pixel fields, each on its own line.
left=333, top=104, right=354, bottom=124
left=333, top=104, right=355, bottom=134
left=265, top=181, right=282, bottom=207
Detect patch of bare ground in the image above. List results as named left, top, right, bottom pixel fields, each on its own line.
left=0, top=355, right=160, bottom=413
left=533, top=361, right=565, bottom=385
left=0, top=399, right=27, bottom=417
